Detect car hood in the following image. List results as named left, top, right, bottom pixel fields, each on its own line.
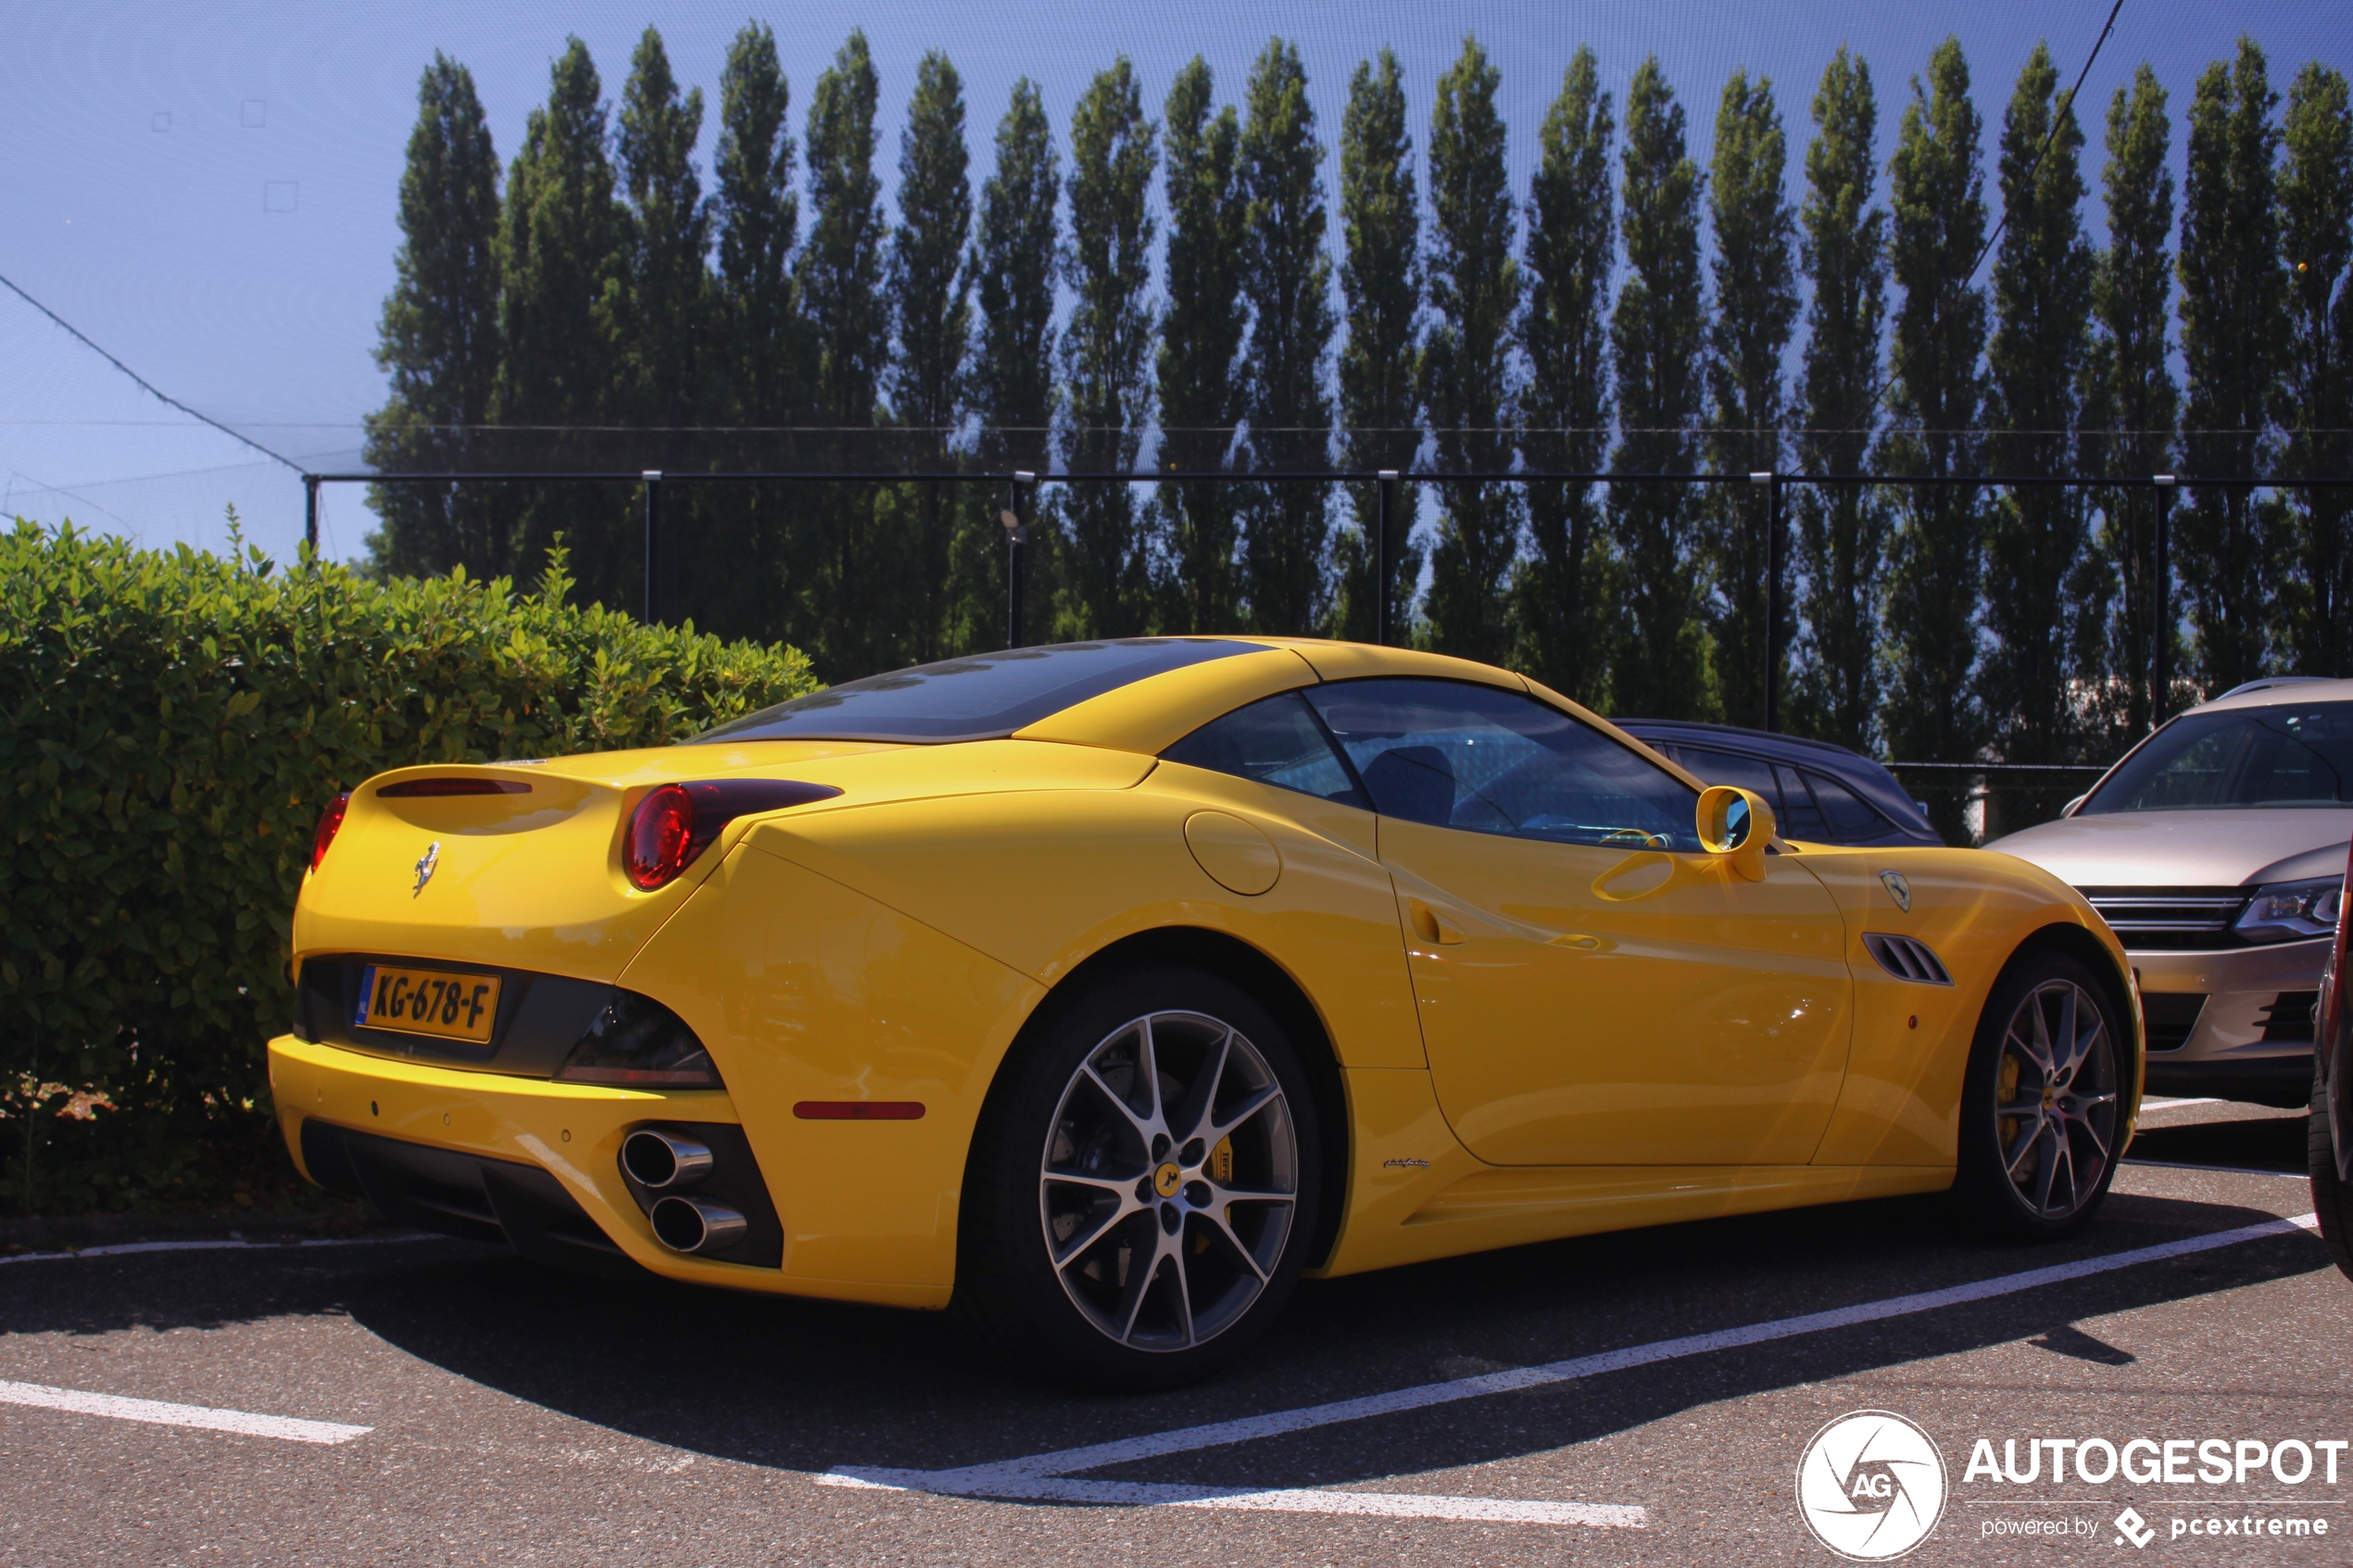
left=1984, top=808, right=2353, bottom=888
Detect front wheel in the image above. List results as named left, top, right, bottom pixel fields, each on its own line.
left=953, top=962, right=1323, bottom=1390
left=1953, top=951, right=2125, bottom=1239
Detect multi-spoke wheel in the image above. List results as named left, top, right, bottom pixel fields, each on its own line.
left=1040, top=1010, right=1298, bottom=1352
left=955, top=964, right=1322, bottom=1389
left=1956, top=952, right=2127, bottom=1238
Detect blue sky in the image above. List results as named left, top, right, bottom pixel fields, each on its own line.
left=0, top=0, right=2343, bottom=564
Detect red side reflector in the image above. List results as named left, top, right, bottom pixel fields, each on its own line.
left=793, top=1101, right=925, bottom=1121
left=377, top=778, right=533, bottom=797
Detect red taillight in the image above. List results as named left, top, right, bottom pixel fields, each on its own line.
left=626, top=784, right=698, bottom=890
left=624, top=778, right=847, bottom=892
left=310, top=792, right=350, bottom=872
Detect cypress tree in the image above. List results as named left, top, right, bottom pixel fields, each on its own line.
left=611, top=29, right=713, bottom=621
left=795, top=31, right=895, bottom=676
left=887, top=51, right=974, bottom=661
left=1699, top=69, right=1797, bottom=728
left=713, top=23, right=799, bottom=430
left=1238, top=38, right=1336, bottom=636
left=1515, top=48, right=1615, bottom=703
left=1607, top=56, right=1710, bottom=719
left=364, top=54, right=502, bottom=580
left=1329, top=51, right=1422, bottom=643
left=2080, top=66, right=2178, bottom=742
left=1880, top=38, right=1989, bottom=839
left=961, top=80, right=1061, bottom=649
left=1420, top=37, right=1521, bottom=664
left=2279, top=63, right=2353, bottom=675
left=704, top=21, right=800, bottom=644
left=1788, top=49, right=1889, bottom=753
left=1154, top=57, right=1247, bottom=633
left=2178, top=39, right=2287, bottom=695
left=1980, top=43, right=2095, bottom=823
left=493, top=38, right=627, bottom=605
left=1058, top=58, right=1158, bottom=638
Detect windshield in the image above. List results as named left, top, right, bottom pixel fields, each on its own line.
left=694, top=639, right=1256, bottom=744
left=2080, top=701, right=2353, bottom=813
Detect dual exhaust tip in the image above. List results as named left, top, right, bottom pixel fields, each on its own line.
left=621, top=1128, right=748, bottom=1255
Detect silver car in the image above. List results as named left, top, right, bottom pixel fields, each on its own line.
left=1986, top=677, right=2353, bottom=1107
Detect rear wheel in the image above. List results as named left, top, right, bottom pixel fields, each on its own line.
left=2310, top=1073, right=2353, bottom=1282
left=954, top=963, right=1321, bottom=1390
left=1954, top=952, right=2124, bottom=1239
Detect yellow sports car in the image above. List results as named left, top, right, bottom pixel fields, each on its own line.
left=271, top=637, right=2141, bottom=1386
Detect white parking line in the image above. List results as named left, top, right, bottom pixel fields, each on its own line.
left=2123, top=1158, right=2309, bottom=1179
left=0, top=1379, right=371, bottom=1445
left=819, top=1469, right=1642, bottom=1526
left=826, top=1212, right=2319, bottom=1524
left=2140, top=1097, right=2223, bottom=1110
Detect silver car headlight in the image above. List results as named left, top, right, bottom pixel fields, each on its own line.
left=2234, top=876, right=2344, bottom=945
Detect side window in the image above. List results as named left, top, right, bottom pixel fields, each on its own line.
left=1302, top=679, right=1700, bottom=850
left=1773, top=764, right=1833, bottom=841
left=1162, top=692, right=1366, bottom=807
left=1804, top=769, right=1894, bottom=842
left=1677, top=747, right=1783, bottom=814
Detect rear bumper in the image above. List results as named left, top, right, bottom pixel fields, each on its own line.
left=268, top=1035, right=943, bottom=1306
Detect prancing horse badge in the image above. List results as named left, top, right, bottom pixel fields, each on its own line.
left=1879, top=870, right=1912, bottom=912
left=412, top=841, right=440, bottom=897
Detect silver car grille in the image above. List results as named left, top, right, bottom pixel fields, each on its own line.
left=2077, top=886, right=2249, bottom=950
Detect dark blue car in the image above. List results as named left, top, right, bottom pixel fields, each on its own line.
left=1614, top=719, right=1942, bottom=848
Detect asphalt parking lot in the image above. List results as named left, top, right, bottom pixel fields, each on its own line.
left=3, top=1097, right=2346, bottom=1567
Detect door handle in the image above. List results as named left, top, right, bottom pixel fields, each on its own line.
left=1408, top=898, right=1466, bottom=945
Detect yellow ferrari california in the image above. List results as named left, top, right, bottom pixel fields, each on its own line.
left=271, top=637, right=2142, bottom=1387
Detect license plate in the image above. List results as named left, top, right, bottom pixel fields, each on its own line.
left=356, top=965, right=501, bottom=1044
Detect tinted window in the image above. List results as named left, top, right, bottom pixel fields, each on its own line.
left=697, top=639, right=1256, bottom=744
left=1806, top=770, right=1894, bottom=840
left=1676, top=746, right=1781, bottom=806
left=2081, top=702, right=2353, bottom=812
left=1163, top=693, right=1366, bottom=807
left=1302, top=679, right=1700, bottom=850
left=1773, top=764, right=1831, bottom=840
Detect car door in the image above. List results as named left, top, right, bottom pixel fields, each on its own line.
left=1303, top=679, right=1855, bottom=1167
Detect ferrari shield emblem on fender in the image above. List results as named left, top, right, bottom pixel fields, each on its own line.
left=1879, top=870, right=1912, bottom=912
left=412, top=841, right=440, bottom=897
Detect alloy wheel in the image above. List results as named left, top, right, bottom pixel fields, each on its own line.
left=1038, top=1010, right=1298, bottom=1352
left=1993, top=978, right=2120, bottom=1219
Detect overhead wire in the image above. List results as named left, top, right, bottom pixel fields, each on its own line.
left=0, top=270, right=302, bottom=473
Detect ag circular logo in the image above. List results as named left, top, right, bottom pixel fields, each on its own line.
left=1796, top=1409, right=1948, bottom=1561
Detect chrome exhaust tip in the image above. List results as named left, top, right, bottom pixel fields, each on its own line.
left=622, top=1128, right=713, bottom=1190
left=649, top=1195, right=748, bottom=1254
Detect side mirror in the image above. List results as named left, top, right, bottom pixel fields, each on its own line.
left=1697, top=785, right=1774, bottom=882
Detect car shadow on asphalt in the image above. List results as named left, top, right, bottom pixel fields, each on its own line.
left=2128, top=1107, right=2308, bottom=1173
left=330, top=1182, right=2325, bottom=1488
left=0, top=1174, right=2322, bottom=1495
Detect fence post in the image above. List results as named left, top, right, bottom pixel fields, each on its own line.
left=642, top=471, right=662, bottom=625
left=1376, top=470, right=1399, bottom=646
left=303, top=474, right=320, bottom=557
left=1752, top=471, right=1779, bottom=732
left=2153, top=474, right=2174, bottom=726
left=1004, top=471, right=1035, bottom=649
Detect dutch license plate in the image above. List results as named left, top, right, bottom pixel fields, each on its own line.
left=356, top=965, right=501, bottom=1044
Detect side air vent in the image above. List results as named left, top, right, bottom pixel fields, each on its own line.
left=1863, top=932, right=1953, bottom=985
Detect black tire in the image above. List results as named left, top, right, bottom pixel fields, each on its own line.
left=1953, top=950, right=2126, bottom=1240
left=2310, top=1072, right=2353, bottom=1282
left=953, top=961, right=1323, bottom=1391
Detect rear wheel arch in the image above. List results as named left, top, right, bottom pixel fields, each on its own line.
left=984, top=925, right=1352, bottom=1272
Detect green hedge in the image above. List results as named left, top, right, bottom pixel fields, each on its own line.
left=0, top=521, right=818, bottom=1212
